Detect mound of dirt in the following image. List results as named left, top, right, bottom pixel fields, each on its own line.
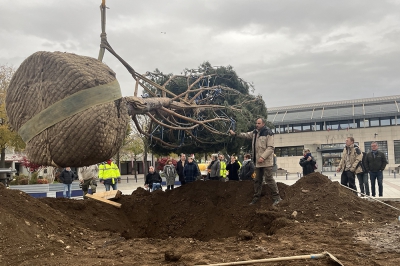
left=1, top=173, right=400, bottom=265
left=281, top=172, right=396, bottom=223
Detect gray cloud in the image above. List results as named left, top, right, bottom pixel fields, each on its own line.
left=1, top=0, right=400, bottom=109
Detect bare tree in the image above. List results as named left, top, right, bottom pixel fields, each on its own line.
left=98, top=2, right=267, bottom=155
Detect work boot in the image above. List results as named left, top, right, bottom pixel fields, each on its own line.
left=272, top=198, right=282, bottom=206
left=249, top=198, right=258, bottom=205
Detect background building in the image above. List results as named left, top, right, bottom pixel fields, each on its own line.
left=268, top=95, right=400, bottom=174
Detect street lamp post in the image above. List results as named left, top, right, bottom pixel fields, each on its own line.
left=134, top=155, right=137, bottom=182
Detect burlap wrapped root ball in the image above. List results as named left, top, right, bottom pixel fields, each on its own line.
left=6, top=51, right=130, bottom=167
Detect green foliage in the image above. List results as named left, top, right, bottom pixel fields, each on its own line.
left=30, top=172, right=38, bottom=184
left=119, top=121, right=145, bottom=159
left=9, top=174, right=29, bottom=185
left=0, top=65, right=26, bottom=154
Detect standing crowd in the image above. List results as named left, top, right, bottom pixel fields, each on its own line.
left=336, top=137, right=387, bottom=197
left=57, top=117, right=389, bottom=205
left=298, top=137, right=388, bottom=197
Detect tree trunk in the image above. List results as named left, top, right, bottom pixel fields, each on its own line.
left=134, top=156, right=137, bottom=182
left=116, top=152, right=120, bottom=172
left=0, top=148, right=6, bottom=184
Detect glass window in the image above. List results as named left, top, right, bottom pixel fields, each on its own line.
left=392, top=117, right=397, bottom=126
left=364, top=141, right=388, bottom=159
left=369, top=118, right=379, bottom=127
left=275, top=146, right=304, bottom=157
left=288, top=147, right=297, bottom=156
left=278, top=125, right=286, bottom=134
left=281, top=147, right=289, bottom=157
left=339, top=120, right=351, bottom=130
left=360, top=119, right=369, bottom=128
left=355, top=119, right=360, bottom=128
left=302, top=124, right=311, bottom=132
left=395, top=140, right=400, bottom=164
left=327, top=121, right=339, bottom=130
left=322, top=152, right=342, bottom=168
left=291, top=124, right=302, bottom=133
left=320, top=142, right=358, bottom=149
left=380, top=117, right=392, bottom=126
left=275, top=147, right=282, bottom=157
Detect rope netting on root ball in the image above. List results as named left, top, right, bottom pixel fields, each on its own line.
left=6, top=51, right=130, bottom=167
left=5, top=2, right=267, bottom=167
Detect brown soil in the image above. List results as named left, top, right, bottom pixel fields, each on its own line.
left=1, top=172, right=400, bottom=265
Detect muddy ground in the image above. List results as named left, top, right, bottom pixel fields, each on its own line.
left=0, top=172, right=399, bottom=265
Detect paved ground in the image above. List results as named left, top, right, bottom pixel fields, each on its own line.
left=94, top=171, right=400, bottom=201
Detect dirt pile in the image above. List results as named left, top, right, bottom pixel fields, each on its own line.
left=281, top=172, right=396, bottom=223
left=1, top=173, right=400, bottom=265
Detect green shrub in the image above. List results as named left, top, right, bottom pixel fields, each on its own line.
left=19, top=178, right=29, bottom=185
left=9, top=174, right=30, bottom=185
left=30, top=172, right=38, bottom=184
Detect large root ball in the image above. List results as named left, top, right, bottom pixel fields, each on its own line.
left=6, top=51, right=129, bottom=167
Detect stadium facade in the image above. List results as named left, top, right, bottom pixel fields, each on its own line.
left=268, top=95, right=400, bottom=174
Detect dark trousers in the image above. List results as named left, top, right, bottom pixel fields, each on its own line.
left=369, top=171, right=383, bottom=197
left=341, top=170, right=357, bottom=191
left=179, top=175, right=186, bottom=185
left=356, top=173, right=370, bottom=196
left=253, top=166, right=280, bottom=201
left=167, top=185, right=174, bottom=190
left=82, top=178, right=97, bottom=196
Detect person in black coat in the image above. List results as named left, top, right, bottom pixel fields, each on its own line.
left=239, top=154, right=255, bottom=180
left=226, top=156, right=241, bottom=181
left=59, top=167, right=77, bottom=198
left=299, top=148, right=316, bottom=176
left=145, top=166, right=162, bottom=191
left=183, top=157, right=200, bottom=184
left=176, top=153, right=188, bottom=185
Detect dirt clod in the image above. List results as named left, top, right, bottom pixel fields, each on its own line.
left=1, top=172, right=400, bottom=265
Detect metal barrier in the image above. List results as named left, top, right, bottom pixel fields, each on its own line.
left=9, top=183, right=82, bottom=198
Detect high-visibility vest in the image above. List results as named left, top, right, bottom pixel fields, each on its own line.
left=220, top=161, right=227, bottom=177
left=99, top=162, right=120, bottom=184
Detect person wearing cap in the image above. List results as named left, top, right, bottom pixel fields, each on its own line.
left=98, top=159, right=121, bottom=191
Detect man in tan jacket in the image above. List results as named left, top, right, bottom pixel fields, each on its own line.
left=337, top=137, right=363, bottom=191
left=230, top=118, right=282, bottom=206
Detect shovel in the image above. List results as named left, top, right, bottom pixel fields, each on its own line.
left=198, top=251, right=344, bottom=266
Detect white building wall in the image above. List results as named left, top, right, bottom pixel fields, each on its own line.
left=274, top=126, right=400, bottom=173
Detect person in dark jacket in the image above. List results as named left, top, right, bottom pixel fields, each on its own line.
left=356, top=151, right=370, bottom=196
left=239, top=154, right=255, bottom=180
left=145, top=166, right=162, bottom=192
left=299, top=148, right=316, bottom=176
left=59, top=167, right=77, bottom=198
left=176, top=153, right=187, bottom=185
left=365, top=142, right=388, bottom=197
left=183, top=157, right=199, bottom=184
left=226, top=155, right=241, bottom=181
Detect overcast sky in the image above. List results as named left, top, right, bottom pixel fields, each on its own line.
left=1, top=0, right=400, bottom=108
